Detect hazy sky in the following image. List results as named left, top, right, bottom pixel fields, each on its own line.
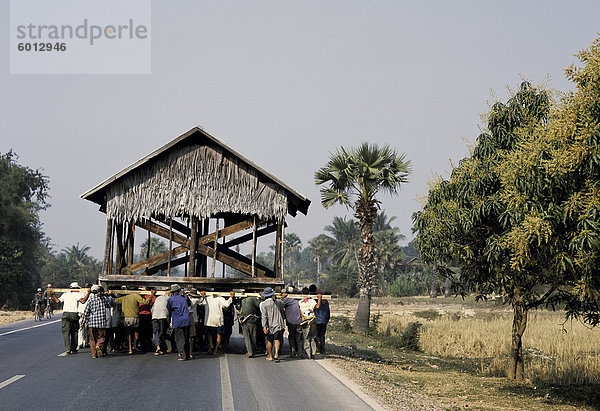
left=2, top=1, right=600, bottom=260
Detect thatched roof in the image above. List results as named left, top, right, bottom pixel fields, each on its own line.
left=81, top=127, right=310, bottom=223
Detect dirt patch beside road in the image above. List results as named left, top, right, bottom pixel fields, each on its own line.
left=0, top=310, right=32, bottom=325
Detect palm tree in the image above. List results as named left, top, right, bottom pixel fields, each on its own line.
left=373, top=211, right=405, bottom=287
left=60, top=243, right=100, bottom=285
left=315, top=143, right=410, bottom=332
left=62, top=243, right=91, bottom=268
left=324, top=216, right=360, bottom=267
left=307, top=234, right=332, bottom=286
left=139, top=237, right=168, bottom=260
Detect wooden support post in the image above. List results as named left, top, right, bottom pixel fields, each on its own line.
left=167, top=219, right=173, bottom=277
left=103, top=218, right=113, bottom=275
left=275, top=221, right=284, bottom=279
left=146, top=219, right=151, bottom=260
left=115, top=223, right=125, bottom=274
left=127, top=222, right=135, bottom=266
left=189, top=216, right=198, bottom=277
left=185, top=219, right=189, bottom=277
left=211, top=218, right=219, bottom=278
left=222, top=234, right=226, bottom=278
left=108, top=222, right=114, bottom=274
left=202, top=218, right=209, bottom=277
left=251, top=216, right=257, bottom=278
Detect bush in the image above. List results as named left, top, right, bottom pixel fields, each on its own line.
left=368, top=312, right=382, bottom=336
left=399, top=321, right=422, bottom=351
left=330, top=316, right=352, bottom=332
left=413, top=309, right=441, bottom=321
left=386, top=267, right=432, bottom=297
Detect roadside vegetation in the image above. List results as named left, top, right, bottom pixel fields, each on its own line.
left=0, top=310, right=32, bottom=325
left=413, top=36, right=600, bottom=382
left=327, top=297, right=600, bottom=410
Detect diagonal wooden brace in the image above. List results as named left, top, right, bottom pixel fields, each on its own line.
left=124, top=217, right=263, bottom=275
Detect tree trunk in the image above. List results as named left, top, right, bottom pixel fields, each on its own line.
left=429, top=268, right=438, bottom=298
left=444, top=277, right=451, bottom=297
left=353, top=198, right=378, bottom=333
left=355, top=289, right=371, bottom=333
left=508, top=294, right=528, bottom=380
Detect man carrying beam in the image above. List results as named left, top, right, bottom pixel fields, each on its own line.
left=49, top=282, right=91, bottom=355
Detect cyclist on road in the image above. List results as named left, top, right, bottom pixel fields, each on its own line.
left=44, top=284, right=54, bottom=314
left=32, top=288, right=45, bottom=312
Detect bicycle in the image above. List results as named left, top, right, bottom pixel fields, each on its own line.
left=45, top=299, right=53, bottom=319
left=33, top=301, right=43, bottom=322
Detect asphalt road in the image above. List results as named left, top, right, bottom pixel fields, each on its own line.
left=0, top=316, right=373, bottom=411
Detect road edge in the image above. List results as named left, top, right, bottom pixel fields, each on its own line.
left=315, top=358, right=387, bottom=411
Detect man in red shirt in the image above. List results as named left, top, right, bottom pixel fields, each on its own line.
left=138, top=287, right=155, bottom=352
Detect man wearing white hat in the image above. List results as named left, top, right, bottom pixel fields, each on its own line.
left=50, top=282, right=91, bottom=355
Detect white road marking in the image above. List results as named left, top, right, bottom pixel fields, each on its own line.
left=0, top=375, right=25, bottom=390
left=220, top=354, right=235, bottom=411
left=0, top=319, right=61, bottom=337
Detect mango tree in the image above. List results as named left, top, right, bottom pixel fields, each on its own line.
left=413, top=82, right=565, bottom=380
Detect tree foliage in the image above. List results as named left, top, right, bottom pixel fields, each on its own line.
left=413, top=82, right=556, bottom=380
left=413, top=36, right=600, bottom=380
left=39, top=243, right=101, bottom=288
left=505, top=38, right=600, bottom=326
left=0, top=151, right=49, bottom=308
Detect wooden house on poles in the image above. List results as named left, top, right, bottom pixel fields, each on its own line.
left=81, top=127, right=310, bottom=292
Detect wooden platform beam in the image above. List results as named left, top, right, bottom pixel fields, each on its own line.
left=98, top=274, right=284, bottom=292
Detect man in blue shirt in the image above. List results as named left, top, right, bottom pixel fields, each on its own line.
left=281, top=290, right=303, bottom=358
left=313, top=291, right=330, bottom=354
left=167, top=284, right=191, bottom=360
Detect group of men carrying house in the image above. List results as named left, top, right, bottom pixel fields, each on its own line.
left=49, top=282, right=331, bottom=362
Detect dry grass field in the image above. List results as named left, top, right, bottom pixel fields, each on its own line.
left=327, top=296, right=600, bottom=410
left=0, top=310, right=32, bottom=325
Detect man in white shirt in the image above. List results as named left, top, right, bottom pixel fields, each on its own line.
left=50, top=282, right=90, bottom=355
left=199, top=289, right=234, bottom=355
left=299, top=288, right=319, bottom=359
left=151, top=291, right=170, bottom=355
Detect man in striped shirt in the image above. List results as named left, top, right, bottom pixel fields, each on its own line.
left=82, top=285, right=116, bottom=358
